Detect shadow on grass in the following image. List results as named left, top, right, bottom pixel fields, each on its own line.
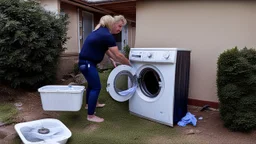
left=58, top=71, right=178, bottom=144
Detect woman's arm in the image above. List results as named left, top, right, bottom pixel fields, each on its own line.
left=106, top=46, right=131, bottom=66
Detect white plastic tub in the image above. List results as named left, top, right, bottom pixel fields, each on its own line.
left=38, top=85, right=85, bottom=111
left=14, top=118, right=72, bottom=144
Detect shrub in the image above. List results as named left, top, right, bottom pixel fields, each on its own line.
left=0, top=0, right=69, bottom=89
left=217, top=47, right=256, bottom=132
left=73, top=62, right=80, bottom=75
left=123, top=45, right=130, bottom=58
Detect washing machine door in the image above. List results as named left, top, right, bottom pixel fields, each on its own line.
left=106, top=65, right=137, bottom=102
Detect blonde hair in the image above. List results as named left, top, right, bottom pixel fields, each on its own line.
left=94, top=15, right=114, bottom=30
left=113, top=15, right=127, bottom=26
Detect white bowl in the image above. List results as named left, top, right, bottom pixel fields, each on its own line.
left=14, top=118, right=72, bottom=144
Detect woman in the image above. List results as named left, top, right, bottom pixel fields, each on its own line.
left=79, top=15, right=131, bottom=123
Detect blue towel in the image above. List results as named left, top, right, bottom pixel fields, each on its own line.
left=177, top=112, right=197, bottom=127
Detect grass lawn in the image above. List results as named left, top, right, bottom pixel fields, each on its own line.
left=0, top=103, right=18, bottom=125
left=59, top=71, right=180, bottom=144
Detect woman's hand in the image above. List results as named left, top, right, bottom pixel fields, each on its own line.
left=110, top=58, right=117, bottom=67
left=110, top=58, right=121, bottom=67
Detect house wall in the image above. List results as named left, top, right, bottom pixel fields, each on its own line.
left=61, top=2, right=79, bottom=53
left=128, top=24, right=136, bottom=48
left=40, top=1, right=79, bottom=53
left=79, top=10, right=83, bottom=51
left=136, top=1, right=256, bottom=103
left=52, top=2, right=79, bottom=79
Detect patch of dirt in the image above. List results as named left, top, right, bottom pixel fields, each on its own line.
left=175, top=106, right=256, bottom=144
left=83, top=124, right=99, bottom=134
left=0, top=84, right=60, bottom=144
left=15, top=91, right=59, bottom=122
left=0, top=83, right=256, bottom=144
left=0, top=84, right=59, bottom=122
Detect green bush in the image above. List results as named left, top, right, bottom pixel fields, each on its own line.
left=123, top=45, right=130, bottom=58
left=0, top=0, right=69, bottom=89
left=73, top=62, right=79, bottom=75
left=217, top=47, right=256, bottom=132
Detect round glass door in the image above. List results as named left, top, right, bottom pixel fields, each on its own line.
left=107, top=65, right=137, bottom=102
left=135, top=64, right=164, bottom=102
left=139, top=67, right=161, bottom=98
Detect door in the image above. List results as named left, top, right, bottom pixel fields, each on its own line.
left=82, top=11, right=93, bottom=41
left=113, top=24, right=128, bottom=50
left=106, top=65, right=137, bottom=102
left=121, top=24, right=128, bottom=48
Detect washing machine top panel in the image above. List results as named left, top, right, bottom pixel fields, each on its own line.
left=129, top=48, right=182, bottom=63
left=131, top=48, right=191, bottom=51
left=106, top=65, right=137, bottom=102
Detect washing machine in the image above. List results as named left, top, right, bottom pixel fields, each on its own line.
left=106, top=48, right=191, bottom=127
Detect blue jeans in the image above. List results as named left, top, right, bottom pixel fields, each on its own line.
left=79, top=61, right=101, bottom=115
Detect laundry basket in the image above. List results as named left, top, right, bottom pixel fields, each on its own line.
left=38, top=85, right=85, bottom=111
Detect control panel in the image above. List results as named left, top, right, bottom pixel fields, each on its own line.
left=129, top=49, right=177, bottom=63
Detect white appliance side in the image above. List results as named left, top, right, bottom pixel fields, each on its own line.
left=129, top=61, right=177, bottom=126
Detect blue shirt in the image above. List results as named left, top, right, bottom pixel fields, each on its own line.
left=79, top=27, right=116, bottom=65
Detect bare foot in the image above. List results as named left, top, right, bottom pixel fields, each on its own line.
left=85, top=102, right=105, bottom=109
left=87, top=115, right=104, bottom=123
left=96, top=102, right=105, bottom=108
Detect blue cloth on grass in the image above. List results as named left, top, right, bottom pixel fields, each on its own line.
left=177, top=112, right=197, bottom=127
